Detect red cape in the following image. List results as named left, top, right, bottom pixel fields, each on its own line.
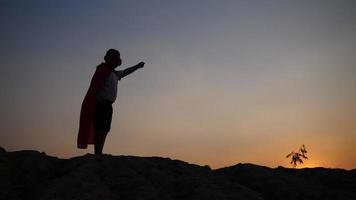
left=77, top=63, right=112, bottom=149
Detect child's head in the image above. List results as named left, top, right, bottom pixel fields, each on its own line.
left=104, top=49, right=122, bottom=68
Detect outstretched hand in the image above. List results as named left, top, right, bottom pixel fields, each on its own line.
left=137, top=62, right=145, bottom=68
left=121, top=61, right=145, bottom=77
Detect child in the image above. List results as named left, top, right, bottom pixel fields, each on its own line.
left=77, top=49, right=144, bottom=154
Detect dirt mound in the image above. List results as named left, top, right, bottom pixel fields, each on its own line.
left=0, top=149, right=355, bottom=200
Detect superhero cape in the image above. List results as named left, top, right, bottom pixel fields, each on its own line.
left=77, top=63, right=112, bottom=149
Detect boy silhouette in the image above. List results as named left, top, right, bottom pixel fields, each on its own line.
left=77, top=49, right=144, bottom=154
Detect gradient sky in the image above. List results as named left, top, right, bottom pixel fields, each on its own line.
left=1, top=0, right=356, bottom=169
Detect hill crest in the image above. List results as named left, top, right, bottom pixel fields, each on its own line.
left=1, top=149, right=355, bottom=200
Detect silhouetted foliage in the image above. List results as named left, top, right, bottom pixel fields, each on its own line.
left=286, top=144, right=308, bottom=168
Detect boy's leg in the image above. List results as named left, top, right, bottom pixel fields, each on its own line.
left=94, top=131, right=108, bottom=155
left=93, top=99, right=113, bottom=155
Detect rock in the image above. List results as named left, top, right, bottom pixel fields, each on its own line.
left=0, top=150, right=355, bottom=200
left=0, top=146, right=6, bottom=153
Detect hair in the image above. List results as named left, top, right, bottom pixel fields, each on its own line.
left=104, top=49, right=120, bottom=62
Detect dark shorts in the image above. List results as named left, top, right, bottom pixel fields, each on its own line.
left=94, top=100, right=113, bottom=133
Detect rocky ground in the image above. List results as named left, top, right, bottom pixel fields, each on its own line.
left=0, top=148, right=355, bottom=200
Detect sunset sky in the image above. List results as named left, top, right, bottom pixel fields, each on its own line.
left=1, top=0, right=355, bottom=169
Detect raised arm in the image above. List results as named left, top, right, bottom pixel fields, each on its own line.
left=122, top=62, right=145, bottom=77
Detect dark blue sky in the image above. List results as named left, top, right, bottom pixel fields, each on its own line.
left=1, top=0, right=356, bottom=169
